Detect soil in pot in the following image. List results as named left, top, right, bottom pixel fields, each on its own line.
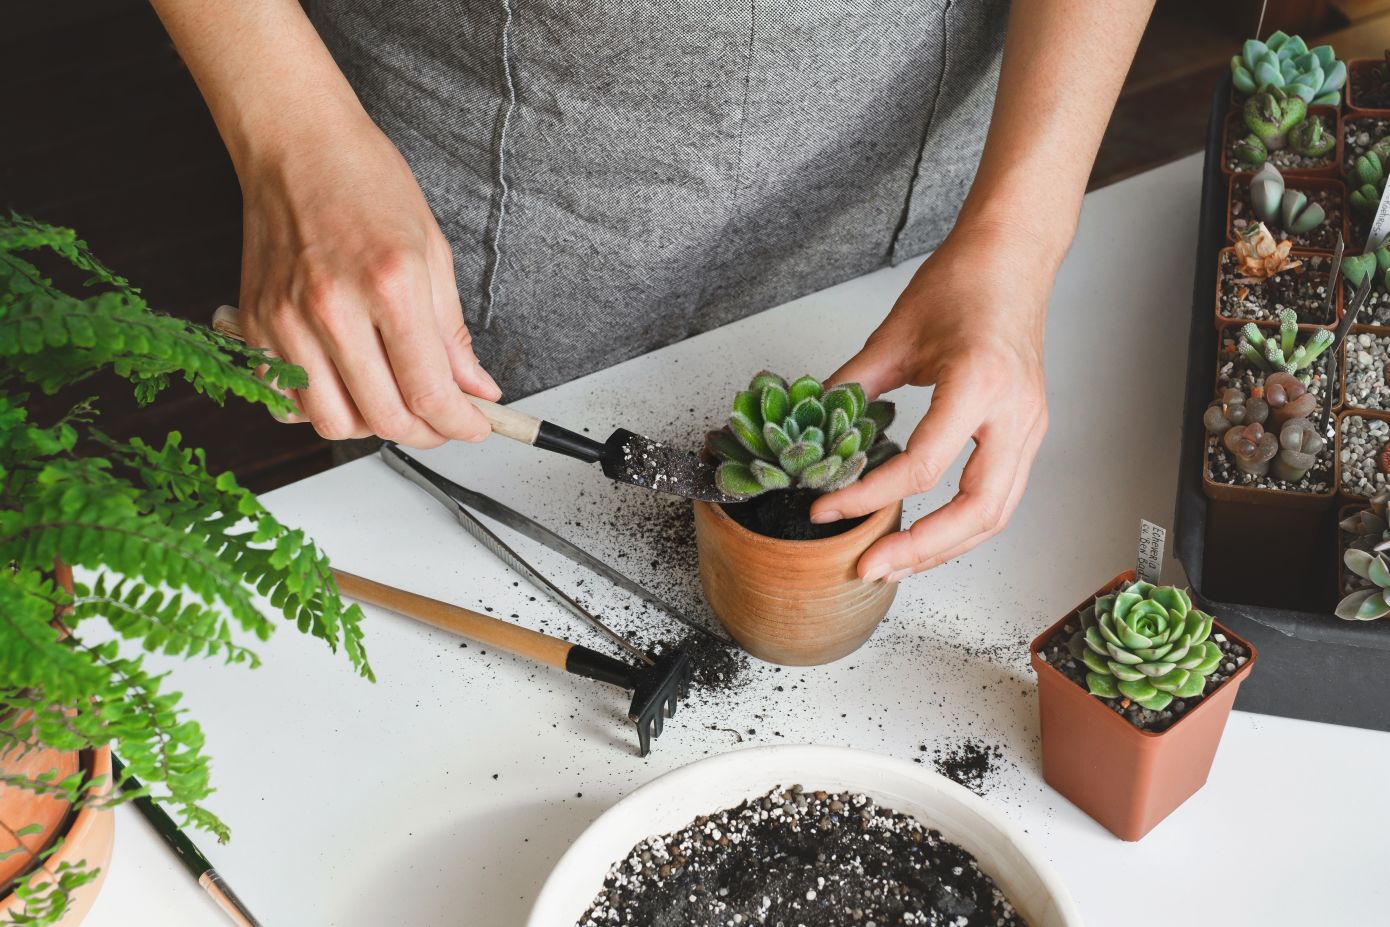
left=1036, top=620, right=1252, bottom=734
left=1203, top=430, right=1334, bottom=495
left=1349, top=61, right=1390, bottom=112
left=1342, top=279, right=1390, bottom=325
left=722, top=488, right=867, bottom=542
left=575, top=784, right=1025, bottom=927
left=1342, top=330, right=1390, bottom=409
left=1222, top=110, right=1337, bottom=174
left=1229, top=177, right=1345, bottom=252
left=1339, top=413, right=1390, bottom=497
left=1218, top=249, right=1335, bottom=324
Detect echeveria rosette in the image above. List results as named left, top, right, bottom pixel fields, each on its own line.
left=1337, top=549, right=1390, bottom=621
left=707, top=371, right=901, bottom=498
left=1230, top=32, right=1345, bottom=104
left=1067, top=580, right=1223, bottom=711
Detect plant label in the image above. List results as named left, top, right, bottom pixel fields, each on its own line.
left=1136, top=519, right=1166, bottom=585
left=1365, top=180, right=1390, bottom=253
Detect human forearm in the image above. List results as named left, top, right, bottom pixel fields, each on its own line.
left=149, top=0, right=368, bottom=174
left=958, top=0, right=1156, bottom=267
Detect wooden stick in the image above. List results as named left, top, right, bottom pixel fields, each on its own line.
left=331, top=569, right=573, bottom=671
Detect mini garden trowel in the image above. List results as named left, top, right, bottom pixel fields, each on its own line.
left=331, top=569, right=691, bottom=756
left=210, top=306, right=739, bottom=504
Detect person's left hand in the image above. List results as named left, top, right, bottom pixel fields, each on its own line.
left=810, top=222, right=1054, bottom=582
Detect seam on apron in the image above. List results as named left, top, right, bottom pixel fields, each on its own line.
left=733, top=0, right=757, bottom=197
left=889, top=0, right=953, bottom=260
left=479, top=0, right=520, bottom=330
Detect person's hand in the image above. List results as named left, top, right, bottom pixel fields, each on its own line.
left=810, top=223, right=1053, bottom=582
left=236, top=109, right=499, bottom=447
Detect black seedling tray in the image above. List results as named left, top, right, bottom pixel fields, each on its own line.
left=1175, top=76, right=1390, bottom=732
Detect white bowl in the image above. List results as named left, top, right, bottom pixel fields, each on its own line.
left=529, top=743, right=1082, bottom=926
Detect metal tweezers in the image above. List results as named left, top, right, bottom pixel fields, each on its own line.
left=379, top=442, right=734, bottom=662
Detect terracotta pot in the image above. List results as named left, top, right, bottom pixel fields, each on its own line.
left=1219, top=105, right=1341, bottom=178
left=0, top=748, right=114, bottom=926
left=1346, top=59, right=1390, bottom=118
left=693, top=499, right=902, bottom=665
left=1029, top=571, right=1257, bottom=841
left=1225, top=173, right=1350, bottom=254
left=1213, top=245, right=1339, bottom=327
left=1334, top=408, right=1390, bottom=501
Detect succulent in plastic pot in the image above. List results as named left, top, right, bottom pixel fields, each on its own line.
left=1350, top=140, right=1390, bottom=215
left=1338, top=548, right=1390, bottom=620
left=1230, top=32, right=1345, bottom=104
left=1067, top=580, right=1224, bottom=711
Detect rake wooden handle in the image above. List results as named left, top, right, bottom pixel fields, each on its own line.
left=331, top=569, right=571, bottom=670
left=211, top=305, right=541, bottom=444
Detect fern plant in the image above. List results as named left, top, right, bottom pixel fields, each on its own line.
left=0, top=214, right=371, bottom=923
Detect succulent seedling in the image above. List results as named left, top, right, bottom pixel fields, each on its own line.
left=1234, top=108, right=1333, bottom=168
left=708, top=372, right=900, bottom=498
left=1341, top=245, right=1390, bottom=293
left=1067, top=579, right=1224, bottom=710
left=1342, top=490, right=1390, bottom=556
left=1263, top=370, right=1318, bottom=427
left=1236, top=312, right=1333, bottom=385
left=1230, top=32, right=1346, bottom=104
left=1223, top=422, right=1279, bottom=475
left=1270, top=416, right=1324, bottom=482
left=1248, top=164, right=1325, bottom=235
left=1350, top=140, right=1390, bottom=215
left=1232, top=223, right=1300, bottom=279
left=1338, top=548, right=1390, bottom=620
left=1203, top=387, right=1269, bottom=435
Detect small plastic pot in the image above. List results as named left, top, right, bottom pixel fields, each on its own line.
left=1029, top=571, right=1257, bottom=841
left=1226, top=173, right=1350, bottom=253
left=1346, top=59, right=1390, bottom=118
left=1219, top=105, right=1341, bottom=178
left=1335, top=408, right=1390, bottom=502
left=1213, top=245, right=1340, bottom=327
left=693, top=498, right=901, bottom=666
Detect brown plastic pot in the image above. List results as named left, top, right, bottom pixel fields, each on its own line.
left=693, top=499, right=902, bottom=665
left=1029, top=570, right=1257, bottom=841
left=1335, top=408, right=1390, bottom=502
left=1226, top=173, right=1350, bottom=253
left=1219, top=105, right=1341, bottom=178
left=1213, top=246, right=1340, bottom=327
left=1346, top=59, right=1390, bottom=118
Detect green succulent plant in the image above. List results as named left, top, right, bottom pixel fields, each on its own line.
left=1067, top=580, right=1224, bottom=711
left=708, top=372, right=900, bottom=498
left=1248, top=163, right=1325, bottom=235
left=1230, top=32, right=1345, bottom=104
left=1338, top=548, right=1390, bottom=620
left=1350, top=140, right=1390, bottom=215
left=1243, top=87, right=1308, bottom=152
left=1237, top=311, right=1333, bottom=384
left=1341, top=490, right=1390, bottom=556
left=1341, top=246, right=1390, bottom=292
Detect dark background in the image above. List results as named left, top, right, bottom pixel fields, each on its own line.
left=4, top=0, right=1385, bottom=492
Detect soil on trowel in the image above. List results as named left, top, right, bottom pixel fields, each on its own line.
left=576, top=785, right=1027, bottom=927
left=723, top=488, right=866, bottom=541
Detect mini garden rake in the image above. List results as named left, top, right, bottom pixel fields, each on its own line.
left=331, top=570, right=692, bottom=756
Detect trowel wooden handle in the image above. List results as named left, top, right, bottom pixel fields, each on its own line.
left=331, top=569, right=572, bottom=670
left=211, top=305, right=541, bottom=444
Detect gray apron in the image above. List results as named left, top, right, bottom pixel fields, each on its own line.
left=314, top=0, right=1008, bottom=398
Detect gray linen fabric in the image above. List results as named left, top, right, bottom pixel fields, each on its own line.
left=313, top=0, right=1009, bottom=399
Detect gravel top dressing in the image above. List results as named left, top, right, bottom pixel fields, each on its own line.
left=576, top=785, right=1026, bottom=927
left=1037, top=621, right=1250, bottom=733
left=1343, top=331, right=1390, bottom=410
left=1340, top=414, right=1390, bottom=498
left=1218, top=250, right=1333, bottom=323
left=1344, top=116, right=1390, bottom=174
left=1229, top=179, right=1343, bottom=252
left=1342, top=280, right=1390, bottom=326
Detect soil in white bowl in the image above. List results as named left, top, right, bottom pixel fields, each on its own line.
left=575, top=784, right=1026, bottom=926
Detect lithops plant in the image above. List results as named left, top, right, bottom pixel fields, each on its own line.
left=1243, top=88, right=1309, bottom=152
left=1341, top=246, right=1390, bottom=292
left=1068, top=579, right=1224, bottom=710
left=1337, top=549, right=1390, bottom=620
left=1223, top=422, right=1279, bottom=475
left=1350, top=140, right=1390, bottom=216
left=1263, top=371, right=1319, bottom=428
left=708, top=372, right=901, bottom=498
left=1248, top=164, right=1325, bottom=235
left=1271, top=417, right=1324, bottom=482
left=1236, top=314, right=1334, bottom=385
left=1230, top=33, right=1346, bottom=104
left=1232, top=223, right=1300, bottom=279
left=1203, top=387, right=1269, bottom=435
left=1235, top=110, right=1333, bottom=168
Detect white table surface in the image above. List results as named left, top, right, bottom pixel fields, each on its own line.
left=85, top=153, right=1390, bottom=927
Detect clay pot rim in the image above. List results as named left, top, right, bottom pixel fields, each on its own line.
left=1028, top=571, right=1259, bottom=742
left=694, top=496, right=902, bottom=552
left=1218, top=104, right=1341, bottom=178
left=1345, top=59, right=1390, bottom=119
left=1213, top=244, right=1341, bottom=329
left=1, top=745, right=110, bottom=902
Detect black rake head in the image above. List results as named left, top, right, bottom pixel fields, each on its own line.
left=627, top=649, right=693, bottom=757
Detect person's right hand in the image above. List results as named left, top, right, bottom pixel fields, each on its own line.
left=236, top=109, right=499, bottom=448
